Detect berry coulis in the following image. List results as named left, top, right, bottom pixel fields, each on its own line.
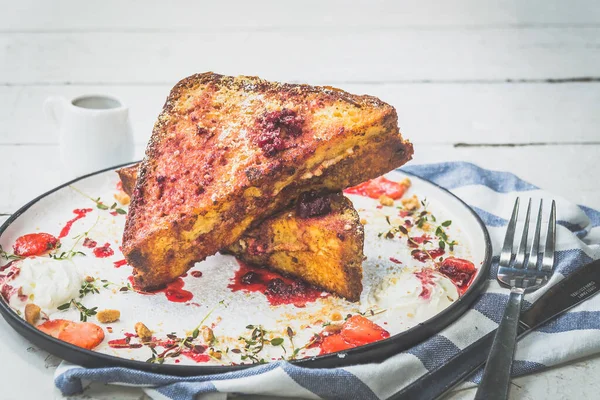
left=59, top=208, right=93, bottom=239
left=107, top=337, right=143, bottom=349
left=83, top=237, right=97, bottom=248
left=93, top=243, right=114, bottom=258
left=228, top=260, right=326, bottom=307
left=414, top=269, right=436, bottom=300
left=439, top=257, right=477, bottom=295
left=182, top=351, right=210, bottom=363
left=411, top=248, right=445, bottom=262
left=128, top=276, right=194, bottom=303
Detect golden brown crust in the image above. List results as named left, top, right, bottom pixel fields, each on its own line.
left=119, top=166, right=363, bottom=300
left=123, top=72, right=412, bottom=290
left=116, top=165, right=137, bottom=196
left=116, top=165, right=138, bottom=197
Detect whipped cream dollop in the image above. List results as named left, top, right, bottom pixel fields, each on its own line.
left=369, top=267, right=459, bottom=321
left=7, top=257, right=83, bottom=311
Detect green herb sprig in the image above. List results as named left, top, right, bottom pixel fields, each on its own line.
left=435, top=221, right=457, bottom=251
left=0, top=245, right=23, bottom=261
left=49, top=216, right=100, bottom=261
left=69, top=186, right=127, bottom=214
left=57, top=300, right=98, bottom=322
left=236, top=324, right=288, bottom=364
left=109, top=202, right=127, bottom=215
left=78, top=278, right=109, bottom=298
left=289, top=333, right=321, bottom=360
left=146, top=300, right=225, bottom=364
left=49, top=248, right=86, bottom=260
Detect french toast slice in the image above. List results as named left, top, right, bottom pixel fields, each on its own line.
left=118, top=165, right=364, bottom=300
left=123, top=72, right=413, bottom=290
left=226, top=191, right=364, bottom=301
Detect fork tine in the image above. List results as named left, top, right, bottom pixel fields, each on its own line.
left=527, top=199, right=543, bottom=269
left=514, top=199, right=532, bottom=268
left=541, top=200, right=556, bottom=271
left=499, top=198, right=520, bottom=267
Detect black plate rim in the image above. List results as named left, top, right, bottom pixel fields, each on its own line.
left=0, top=162, right=492, bottom=375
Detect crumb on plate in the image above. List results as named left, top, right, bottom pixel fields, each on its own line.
left=135, top=322, right=152, bottom=342
left=25, top=303, right=41, bottom=325
left=97, top=309, right=121, bottom=323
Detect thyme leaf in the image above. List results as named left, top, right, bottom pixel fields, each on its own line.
left=0, top=245, right=22, bottom=261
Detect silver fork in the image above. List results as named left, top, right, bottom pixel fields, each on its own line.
left=475, top=198, right=556, bottom=400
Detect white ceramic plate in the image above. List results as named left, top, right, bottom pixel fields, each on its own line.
left=0, top=164, right=491, bottom=374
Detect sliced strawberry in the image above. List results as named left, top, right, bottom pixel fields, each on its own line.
left=344, top=177, right=408, bottom=200
left=319, top=334, right=356, bottom=355
left=59, top=322, right=105, bottom=350
left=38, top=319, right=73, bottom=337
left=13, top=233, right=59, bottom=257
left=38, top=319, right=104, bottom=350
left=340, top=315, right=390, bottom=346
left=439, top=257, right=476, bottom=287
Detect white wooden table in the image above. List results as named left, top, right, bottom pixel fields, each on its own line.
left=0, top=1, right=599, bottom=399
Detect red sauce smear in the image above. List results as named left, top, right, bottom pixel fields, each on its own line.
left=190, top=270, right=203, bottom=278
left=415, top=269, right=436, bottom=300
left=344, top=176, right=408, bottom=200
left=408, top=234, right=432, bottom=248
left=439, top=257, right=477, bottom=295
left=0, top=260, right=15, bottom=272
left=313, top=315, right=390, bottom=355
left=157, top=278, right=194, bottom=302
left=59, top=208, right=93, bottom=239
left=129, top=276, right=194, bottom=303
left=411, top=248, right=445, bottom=262
left=113, top=259, right=127, bottom=268
left=389, top=257, right=403, bottom=264
left=13, top=233, right=59, bottom=257
left=108, top=337, right=142, bottom=349
left=0, top=266, right=19, bottom=284
left=229, top=260, right=326, bottom=307
left=83, top=237, right=97, bottom=248
left=182, top=350, right=210, bottom=363
left=93, top=243, right=114, bottom=258
left=0, top=284, right=16, bottom=302
left=151, top=336, right=179, bottom=348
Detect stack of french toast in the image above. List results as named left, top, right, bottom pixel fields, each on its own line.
left=120, top=72, right=413, bottom=302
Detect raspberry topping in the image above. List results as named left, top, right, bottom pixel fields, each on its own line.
left=253, top=108, right=304, bottom=156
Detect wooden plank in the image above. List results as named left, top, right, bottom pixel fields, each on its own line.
left=2, top=83, right=600, bottom=146
left=1, top=144, right=598, bottom=214
left=1, top=0, right=599, bottom=31
left=447, top=355, right=600, bottom=400
left=1, top=29, right=599, bottom=84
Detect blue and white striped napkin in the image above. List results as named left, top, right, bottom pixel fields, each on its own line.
left=55, top=162, right=600, bottom=400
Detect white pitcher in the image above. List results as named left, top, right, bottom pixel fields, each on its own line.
left=44, top=94, right=134, bottom=178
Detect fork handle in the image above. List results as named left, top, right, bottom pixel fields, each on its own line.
left=475, top=288, right=524, bottom=400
